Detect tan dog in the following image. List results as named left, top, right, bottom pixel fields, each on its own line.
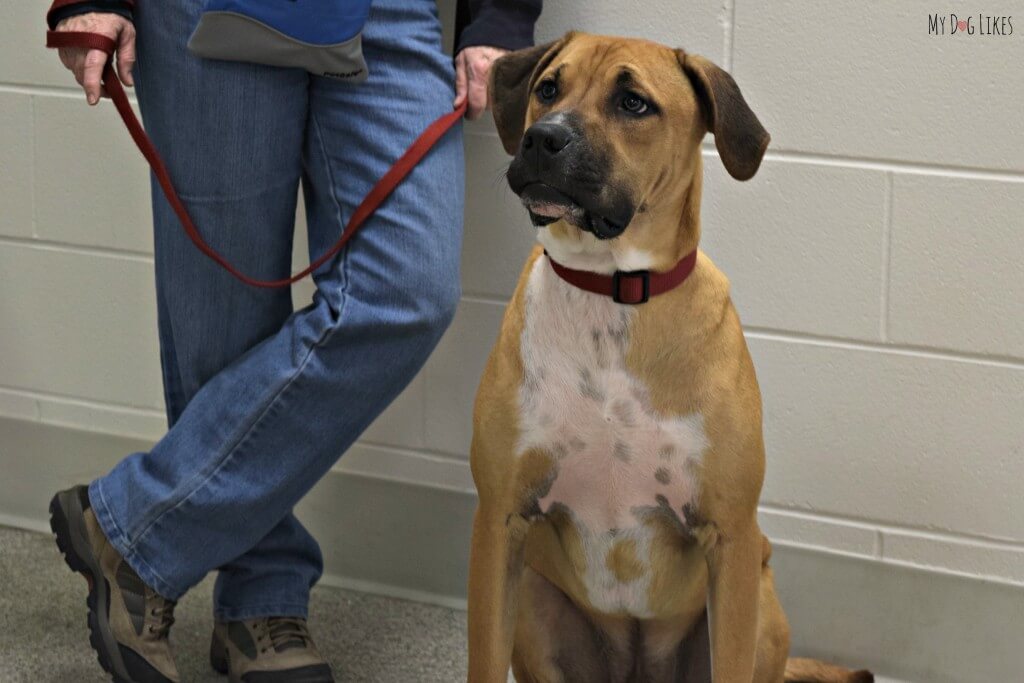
left=466, top=32, right=872, bottom=683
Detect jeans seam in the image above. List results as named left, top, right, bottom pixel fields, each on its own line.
left=90, top=480, right=180, bottom=599
left=91, top=479, right=128, bottom=549
left=310, top=100, right=350, bottom=290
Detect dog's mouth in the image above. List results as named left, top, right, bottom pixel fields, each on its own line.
left=518, top=183, right=626, bottom=240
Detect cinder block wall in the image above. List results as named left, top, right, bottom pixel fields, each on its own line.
left=2, top=1, right=1022, bottom=677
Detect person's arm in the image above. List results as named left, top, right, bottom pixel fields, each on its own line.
left=456, top=0, right=542, bottom=53
left=48, top=0, right=134, bottom=29
left=454, top=0, right=543, bottom=120
left=47, top=0, right=137, bottom=105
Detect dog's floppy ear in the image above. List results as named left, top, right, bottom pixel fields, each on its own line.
left=678, top=51, right=770, bottom=181
left=490, top=34, right=572, bottom=155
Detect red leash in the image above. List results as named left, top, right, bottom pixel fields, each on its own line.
left=46, top=30, right=466, bottom=289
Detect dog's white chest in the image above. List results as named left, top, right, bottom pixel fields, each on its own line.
left=516, top=257, right=707, bottom=615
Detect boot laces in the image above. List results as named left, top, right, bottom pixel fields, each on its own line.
left=146, top=590, right=177, bottom=639
left=264, top=617, right=311, bottom=652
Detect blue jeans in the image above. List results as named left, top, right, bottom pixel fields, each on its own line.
left=87, top=0, right=464, bottom=621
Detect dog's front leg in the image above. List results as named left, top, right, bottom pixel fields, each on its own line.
left=467, top=502, right=528, bottom=683
left=706, top=519, right=762, bottom=682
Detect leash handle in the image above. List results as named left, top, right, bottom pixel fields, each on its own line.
left=46, top=30, right=467, bottom=289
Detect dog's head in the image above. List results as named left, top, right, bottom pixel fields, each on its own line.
left=491, top=32, right=769, bottom=270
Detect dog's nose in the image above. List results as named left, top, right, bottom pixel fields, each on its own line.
left=522, top=121, right=573, bottom=156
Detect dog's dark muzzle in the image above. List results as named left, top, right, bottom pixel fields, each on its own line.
left=507, top=117, right=634, bottom=240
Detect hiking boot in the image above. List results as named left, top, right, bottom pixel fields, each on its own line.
left=50, top=485, right=180, bottom=683
left=210, top=617, right=334, bottom=682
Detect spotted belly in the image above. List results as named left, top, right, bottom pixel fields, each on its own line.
left=531, top=390, right=706, bottom=616
left=516, top=255, right=708, bottom=616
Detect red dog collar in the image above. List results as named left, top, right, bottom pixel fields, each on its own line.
left=546, top=250, right=698, bottom=305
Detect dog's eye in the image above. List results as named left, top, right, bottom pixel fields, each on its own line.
left=536, top=80, right=558, bottom=103
left=620, top=92, right=650, bottom=115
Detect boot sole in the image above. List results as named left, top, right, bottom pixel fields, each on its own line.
left=50, top=487, right=134, bottom=683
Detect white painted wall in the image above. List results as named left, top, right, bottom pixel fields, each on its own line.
left=2, top=0, right=1023, bottom=600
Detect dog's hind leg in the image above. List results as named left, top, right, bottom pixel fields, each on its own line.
left=758, top=537, right=872, bottom=683
left=511, top=568, right=610, bottom=683
left=755, top=559, right=791, bottom=683
left=668, top=539, right=790, bottom=683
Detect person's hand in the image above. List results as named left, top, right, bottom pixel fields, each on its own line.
left=55, top=12, right=136, bottom=106
left=454, top=46, right=509, bottom=120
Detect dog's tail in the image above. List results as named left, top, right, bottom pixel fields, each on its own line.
left=784, top=657, right=874, bottom=683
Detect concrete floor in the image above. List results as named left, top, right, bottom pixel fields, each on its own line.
left=0, top=526, right=469, bottom=683
left=1, top=525, right=907, bottom=683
